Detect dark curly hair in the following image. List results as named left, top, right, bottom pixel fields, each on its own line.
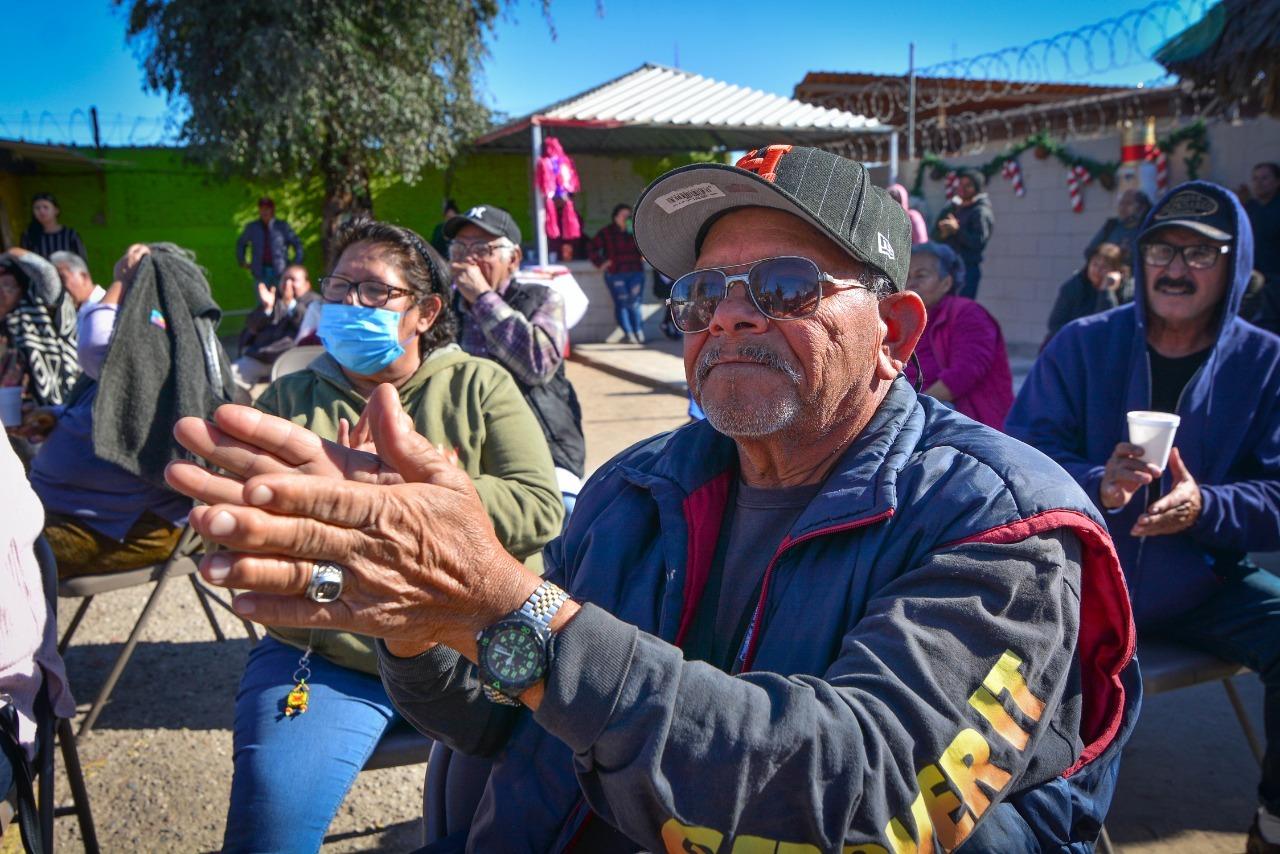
left=329, top=219, right=457, bottom=355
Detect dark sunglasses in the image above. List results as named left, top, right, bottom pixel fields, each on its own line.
left=666, top=256, right=880, bottom=334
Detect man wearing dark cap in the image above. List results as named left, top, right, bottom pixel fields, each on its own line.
left=444, top=204, right=585, bottom=507
left=934, top=168, right=995, bottom=299
left=1009, top=180, right=1280, bottom=851
left=164, top=147, right=1138, bottom=850
left=234, top=196, right=304, bottom=288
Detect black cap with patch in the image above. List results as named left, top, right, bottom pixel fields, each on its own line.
left=1139, top=185, right=1234, bottom=243
left=443, top=204, right=522, bottom=245
left=633, top=145, right=910, bottom=290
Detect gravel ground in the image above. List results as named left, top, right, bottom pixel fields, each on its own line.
left=23, top=354, right=1268, bottom=852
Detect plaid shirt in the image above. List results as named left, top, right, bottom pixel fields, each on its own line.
left=589, top=224, right=644, bottom=274
left=459, top=278, right=567, bottom=388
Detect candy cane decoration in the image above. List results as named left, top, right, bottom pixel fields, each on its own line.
left=1146, top=147, right=1169, bottom=194
left=1001, top=159, right=1026, bottom=197
left=943, top=171, right=959, bottom=200
left=1067, top=166, right=1088, bottom=213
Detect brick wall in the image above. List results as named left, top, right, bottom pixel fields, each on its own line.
left=886, top=115, right=1280, bottom=354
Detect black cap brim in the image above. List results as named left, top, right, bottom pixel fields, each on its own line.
left=443, top=215, right=506, bottom=241
left=1138, top=219, right=1232, bottom=243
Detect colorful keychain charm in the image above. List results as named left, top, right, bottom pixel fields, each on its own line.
left=284, top=647, right=312, bottom=716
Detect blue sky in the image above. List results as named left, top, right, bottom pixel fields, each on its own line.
left=1, top=0, right=1203, bottom=145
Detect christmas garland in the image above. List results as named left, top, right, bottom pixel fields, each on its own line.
left=909, top=122, right=1209, bottom=198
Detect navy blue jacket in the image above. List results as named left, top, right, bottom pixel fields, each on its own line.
left=381, top=379, right=1139, bottom=851
left=1007, top=181, right=1280, bottom=626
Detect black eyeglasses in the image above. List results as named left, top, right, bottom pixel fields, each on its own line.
left=1140, top=242, right=1229, bottom=270
left=666, top=256, right=880, bottom=334
left=319, top=275, right=418, bottom=308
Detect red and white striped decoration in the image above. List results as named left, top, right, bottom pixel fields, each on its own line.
left=1001, top=159, right=1026, bottom=196
left=1146, top=147, right=1169, bottom=194
left=1067, top=165, right=1093, bottom=213
left=943, top=170, right=959, bottom=200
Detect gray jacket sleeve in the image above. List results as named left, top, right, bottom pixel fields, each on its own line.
left=533, top=531, right=1083, bottom=850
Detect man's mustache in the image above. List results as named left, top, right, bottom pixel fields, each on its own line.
left=1154, top=276, right=1196, bottom=294
left=695, top=344, right=803, bottom=388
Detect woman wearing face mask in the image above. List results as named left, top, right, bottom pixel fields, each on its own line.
left=20, top=193, right=88, bottom=262
left=220, top=219, right=563, bottom=854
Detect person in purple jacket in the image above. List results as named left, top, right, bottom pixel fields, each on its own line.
left=1008, top=180, right=1280, bottom=852
left=163, top=146, right=1139, bottom=851
left=904, top=242, right=1013, bottom=428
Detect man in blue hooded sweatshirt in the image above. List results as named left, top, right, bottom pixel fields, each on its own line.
left=1008, top=180, right=1280, bottom=851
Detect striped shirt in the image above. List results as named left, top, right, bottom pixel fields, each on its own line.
left=458, top=278, right=567, bottom=388
left=21, top=226, right=87, bottom=262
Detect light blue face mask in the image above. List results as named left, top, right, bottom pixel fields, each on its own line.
left=318, top=303, right=416, bottom=376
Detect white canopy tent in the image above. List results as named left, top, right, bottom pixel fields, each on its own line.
left=473, top=64, right=894, bottom=264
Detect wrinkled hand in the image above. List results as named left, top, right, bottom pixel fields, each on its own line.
left=1099, top=442, right=1163, bottom=511
left=257, top=282, right=276, bottom=312
left=113, top=244, right=151, bottom=288
left=1131, top=447, right=1202, bottom=537
left=450, top=261, right=493, bottom=304
left=164, top=385, right=538, bottom=659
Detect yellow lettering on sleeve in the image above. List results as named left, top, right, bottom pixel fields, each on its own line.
left=938, top=729, right=1013, bottom=820
left=883, top=791, right=935, bottom=854
left=661, top=818, right=724, bottom=854
left=980, top=652, right=1046, bottom=722
left=917, top=763, right=973, bottom=851
left=731, top=836, right=822, bottom=853
left=967, top=685, right=1032, bottom=750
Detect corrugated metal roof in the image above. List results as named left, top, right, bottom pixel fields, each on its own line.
left=475, top=64, right=887, bottom=151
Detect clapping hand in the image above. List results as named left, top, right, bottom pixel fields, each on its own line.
left=164, top=386, right=540, bottom=662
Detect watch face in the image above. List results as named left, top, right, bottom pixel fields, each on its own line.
left=480, top=622, right=545, bottom=690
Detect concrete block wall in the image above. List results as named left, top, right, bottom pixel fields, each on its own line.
left=889, top=115, right=1280, bottom=354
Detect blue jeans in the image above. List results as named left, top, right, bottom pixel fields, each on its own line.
left=1150, top=563, right=1280, bottom=811
left=957, top=259, right=982, bottom=299
left=606, top=271, right=645, bottom=338
left=223, top=636, right=407, bottom=853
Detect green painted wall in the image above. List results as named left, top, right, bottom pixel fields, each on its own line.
left=11, top=146, right=720, bottom=328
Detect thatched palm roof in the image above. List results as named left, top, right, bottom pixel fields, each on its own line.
left=1156, top=0, right=1280, bottom=116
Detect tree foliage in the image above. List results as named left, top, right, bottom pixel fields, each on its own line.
left=119, top=0, right=514, bottom=250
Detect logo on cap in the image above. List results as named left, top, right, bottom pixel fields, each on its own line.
left=736, top=145, right=793, bottom=183
left=467, top=205, right=488, bottom=219
left=877, top=232, right=896, bottom=260
left=1154, top=191, right=1218, bottom=220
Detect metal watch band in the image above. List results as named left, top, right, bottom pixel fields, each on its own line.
left=481, top=683, right=521, bottom=706
left=518, top=580, right=570, bottom=630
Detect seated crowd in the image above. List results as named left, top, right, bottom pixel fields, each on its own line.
left=2, top=151, right=1278, bottom=853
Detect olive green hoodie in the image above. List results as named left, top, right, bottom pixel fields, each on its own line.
left=254, top=344, right=563, bottom=674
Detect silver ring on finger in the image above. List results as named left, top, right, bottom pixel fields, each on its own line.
left=306, top=561, right=346, bottom=603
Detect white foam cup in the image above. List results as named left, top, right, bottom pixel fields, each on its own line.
left=1126, top=410, right=1181, bottom=471
left=0, top=387, right=21, bottom=427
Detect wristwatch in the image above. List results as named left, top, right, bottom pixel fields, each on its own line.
left=476, top=580, right=570, bottom=705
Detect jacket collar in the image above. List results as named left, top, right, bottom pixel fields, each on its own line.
left=619, top=376, right=921, bottom=534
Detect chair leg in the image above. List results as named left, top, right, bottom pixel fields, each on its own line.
left=58, top=596, right=95, bottom=655
left=1223, top=677, right=1266, bottom=766
left=79, top=573, right=177, bottom=737
left=1097, top=825, right=1116, bottom=854
left=192, top=576, right=260, bottom=643
left=57, top=718, right=100, bottom=854
left=39, top=716, right=55, bottom=851
left=188, top=574, right=227, bottom=643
